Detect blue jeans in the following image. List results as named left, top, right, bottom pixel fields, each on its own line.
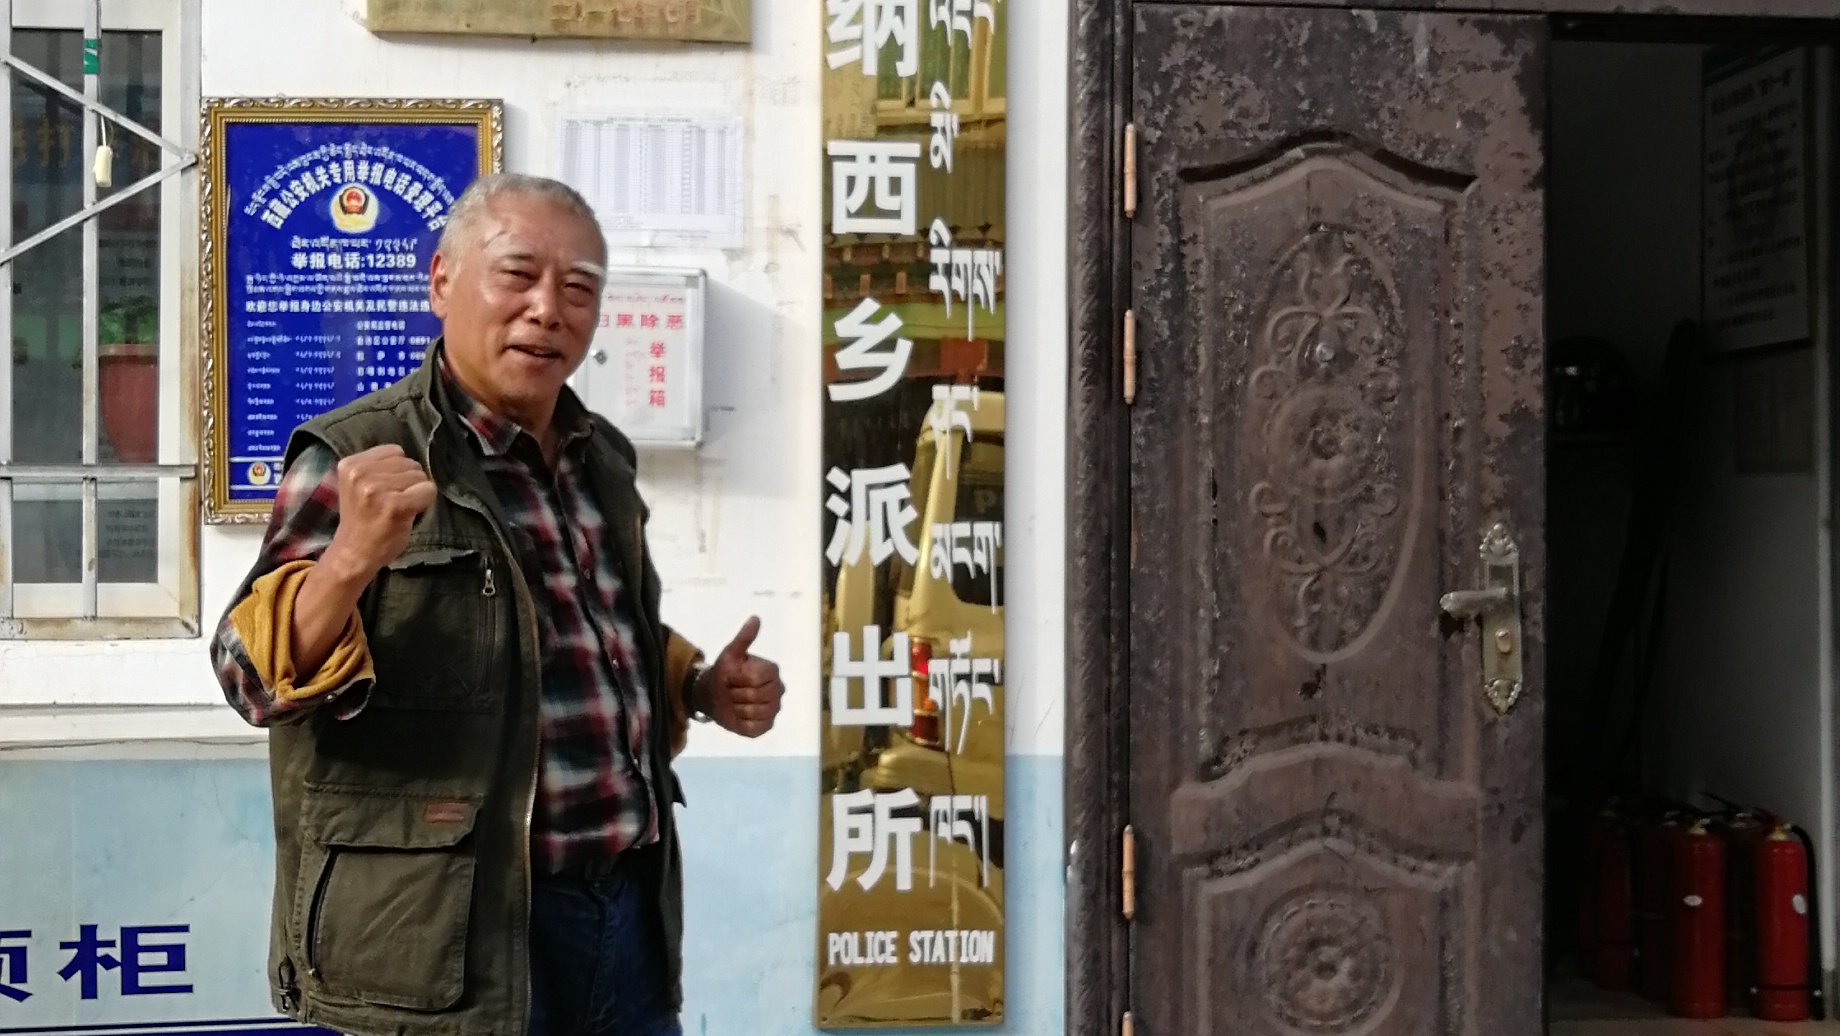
left=528, top=868, right=681, bottom=1036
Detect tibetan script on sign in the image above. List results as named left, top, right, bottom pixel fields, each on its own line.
left=815, top=0, right=1007, bottom=1025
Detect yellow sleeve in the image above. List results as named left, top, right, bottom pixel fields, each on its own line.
left=226, top=559, right=374, bottom=703
left=664, top=627, right=704, bottom=758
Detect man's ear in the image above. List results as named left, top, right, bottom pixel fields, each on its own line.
left=428, top=250, right=453, bottom=320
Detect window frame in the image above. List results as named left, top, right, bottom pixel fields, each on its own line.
left=0, top=0, right=200, bottom=640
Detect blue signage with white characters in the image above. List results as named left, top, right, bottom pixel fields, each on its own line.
left=0, top=755, right=334, bottom=1036
left=202, top=100, right=501, bottom=521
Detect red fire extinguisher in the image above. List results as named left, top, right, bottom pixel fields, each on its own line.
left=1670, top=820, right=1726, bottom=1020
left=1638, top=816, right=1682, bottom=1002
left=1580, top=809, right=1609, bottom=977
left=1752, top=822, right=1827, bottom=1021
left=1719, top=810, right=1768, bottom=1008
left=1590, top=814, right=1635, bottom=991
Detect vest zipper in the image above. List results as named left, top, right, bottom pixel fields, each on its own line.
left=277, top=958, right=299, bottom=1013
left=303, top=849, right=338, bottom=979
left=438, top=485, right=538, bottom=1035
left=477, top=533, right=537, bottom=1032
left=518, top=589, right=538, bottom=1036
left=480, top=532, right=536, bottom=1033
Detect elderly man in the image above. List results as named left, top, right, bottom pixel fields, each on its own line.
left=211, top=173, right=783, bottom=1036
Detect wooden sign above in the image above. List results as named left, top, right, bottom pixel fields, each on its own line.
left=365, top=0, right=749, bottom=45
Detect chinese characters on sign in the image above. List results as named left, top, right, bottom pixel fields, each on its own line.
left=816, top=0, right=1006, bottom=1026
left=202, top=99, right=502, bottom=522
left=0, top=925, right=195, bottom=1004
left=573, top=269, right=706, bottom=447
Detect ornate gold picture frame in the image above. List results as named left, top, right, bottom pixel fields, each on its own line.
left=200, top=97, right=502, bottom=524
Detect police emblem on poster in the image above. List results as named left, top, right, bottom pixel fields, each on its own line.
left=200, top=97, right=502, bottom=523
left=815, top=0, right=1006, bottom=1026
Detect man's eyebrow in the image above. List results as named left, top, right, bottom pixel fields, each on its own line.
left=571, top=261, right=606, bottom=278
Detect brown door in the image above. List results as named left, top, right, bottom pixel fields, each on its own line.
left=1127, top=7, right=1548, bottom=1035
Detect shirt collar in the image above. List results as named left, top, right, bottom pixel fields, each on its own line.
left=436, top=355, right=593, bottom=461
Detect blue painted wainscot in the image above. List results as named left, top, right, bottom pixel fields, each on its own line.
left=0, top=756, right=1064, bottom=1036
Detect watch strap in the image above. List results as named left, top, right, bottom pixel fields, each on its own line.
left=687, top=661, right=715, bottom=723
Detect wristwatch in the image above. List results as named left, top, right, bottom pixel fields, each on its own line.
left=687, top=661, right=715, bottom=723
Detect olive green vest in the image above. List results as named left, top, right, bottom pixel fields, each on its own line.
left=244, top=347, right=685, bottom=1036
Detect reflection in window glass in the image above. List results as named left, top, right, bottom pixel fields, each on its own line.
left=10, top=30, right=163, bottom=584
left=12, top=484, right=159, bottom=583
left=950, top=438, right=1002, bottom=607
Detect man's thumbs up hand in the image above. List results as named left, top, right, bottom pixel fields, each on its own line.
left=697, top=616, right=784, bottom=739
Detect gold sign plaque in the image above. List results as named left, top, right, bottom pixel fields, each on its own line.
left=815, top=0, right=1007, bottom=1027
left=366, top=0, right=749, bottom=46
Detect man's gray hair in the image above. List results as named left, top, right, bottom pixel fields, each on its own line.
left=435, top=172, right=607, bottom=265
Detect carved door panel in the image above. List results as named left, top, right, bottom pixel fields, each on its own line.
left=1128, top=8, right=1546, bottom=1036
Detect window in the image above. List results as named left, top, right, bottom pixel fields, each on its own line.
left=0, top=0, right=197, bottom=637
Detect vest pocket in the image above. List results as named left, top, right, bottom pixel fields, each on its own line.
left=295, top=788, right=481, bottom=1011
left=369, top=546, right=500, bottom=711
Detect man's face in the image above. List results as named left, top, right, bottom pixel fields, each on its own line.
left=429, top=193, right=605, bottom=428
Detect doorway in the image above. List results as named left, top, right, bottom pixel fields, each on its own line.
left=1545, top=26, right=1840, bottom=1032
left=1064, top=5, right=1840, bottom=1036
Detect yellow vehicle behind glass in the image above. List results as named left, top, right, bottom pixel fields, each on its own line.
left=817, top=392, right=1007, bottom=1023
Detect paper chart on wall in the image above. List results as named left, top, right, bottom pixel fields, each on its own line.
left=558, top=112, right=744, bottom=249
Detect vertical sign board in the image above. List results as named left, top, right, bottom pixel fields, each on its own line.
left=1703, top=47, right=1813, bottom=355
left=202, top=98, right=502, bottom=522
left=816, top=0, right=1007, bottom=1027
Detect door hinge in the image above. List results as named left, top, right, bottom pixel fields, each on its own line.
left=1122, top=824, right=1137, bottom=919
left=1122, top=311, right=1137, bottom=406
left=1122, top=123, right=1137, bottom=219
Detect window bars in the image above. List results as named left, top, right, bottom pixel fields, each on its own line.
left=0, top=0, right=197, bottom=629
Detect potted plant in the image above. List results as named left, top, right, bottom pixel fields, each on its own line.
left=99, top=297, right=158, bottom=462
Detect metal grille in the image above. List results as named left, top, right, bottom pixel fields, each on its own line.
left=0, top=0, right=197, bottom=631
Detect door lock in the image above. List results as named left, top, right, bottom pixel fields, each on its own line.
left=1439, top=523, right=1524, bottom=716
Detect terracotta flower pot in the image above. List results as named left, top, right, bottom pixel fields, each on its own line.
left=99, top=342, right=158, bottom=462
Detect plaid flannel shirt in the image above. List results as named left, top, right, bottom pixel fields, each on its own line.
left=213, top=363, right=661, bottom=874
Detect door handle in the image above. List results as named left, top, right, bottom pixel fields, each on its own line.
left=1439, top=523, right=1524, bottom=716
left=1439, top=587, right=1510, bottom=616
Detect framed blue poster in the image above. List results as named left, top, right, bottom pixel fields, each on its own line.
left=201, top=97, right=502, bottom=522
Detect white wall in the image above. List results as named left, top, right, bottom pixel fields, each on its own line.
left=1549, top=44, right=1706, bottom=366
left=0, top=0, right=1068, bottom=761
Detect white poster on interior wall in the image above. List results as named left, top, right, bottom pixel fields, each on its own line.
left=1703, top=46, right=1812, bottom=354
left=558, top=111, right=745, bottom=249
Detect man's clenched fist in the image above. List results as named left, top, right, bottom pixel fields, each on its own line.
left=322, top=444, right=438, bottom=580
